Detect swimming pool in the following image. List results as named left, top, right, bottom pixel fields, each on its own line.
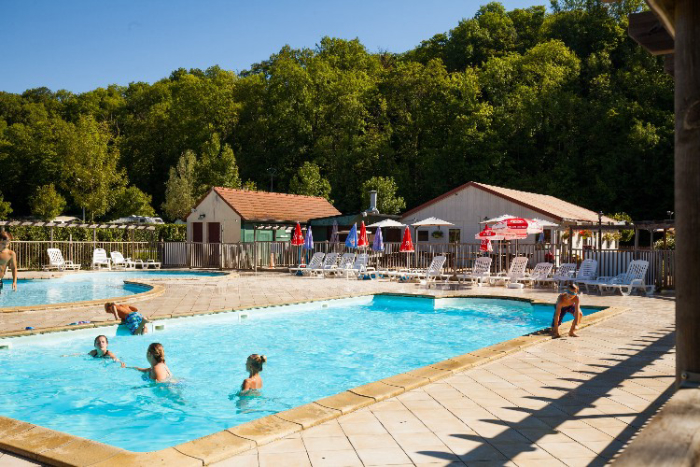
left=0, top=271, right=226, bottom=309
left=0, top=295, right=597, bottom=452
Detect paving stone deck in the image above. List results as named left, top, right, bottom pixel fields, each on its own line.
left=0, top=271, right=675, bottom=466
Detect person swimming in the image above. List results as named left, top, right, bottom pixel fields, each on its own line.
left=551, top=283, right=583, bottom=338
left=88, top=335, right=119, bottom=362
left=122, top=342, right=172, bottom=382
left=241, top=354, right=266, bottom=392
left=105, top=302, right=149, bottom=335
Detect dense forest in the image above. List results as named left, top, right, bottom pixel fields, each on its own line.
left=0, top=0, right=673, bottom=223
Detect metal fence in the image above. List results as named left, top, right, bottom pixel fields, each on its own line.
left=11, top=240, right=675, bottom=290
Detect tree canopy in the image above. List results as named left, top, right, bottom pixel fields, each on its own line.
left=0, top=1, right=672, bottom=222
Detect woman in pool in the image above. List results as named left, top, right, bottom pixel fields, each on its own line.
left=551, top=283, right=582, bottom=339
left=88, top=335, right=119, bottom=362
left=241, top=354, right=266, bottom=392
left=122, top=343, right=172, bottom=382
left=105, top=302, right=149, bottom=335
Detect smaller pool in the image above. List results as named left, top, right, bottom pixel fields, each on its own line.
left=0, top=271, right=226, bottom=309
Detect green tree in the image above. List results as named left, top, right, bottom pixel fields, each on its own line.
left=0, top=191, right=12, bottom=219
left=289, top=162, right=332, bottom=201
left=110, top=186, right=156, bottom=220
left=57, top=115, right=125, bottom=220
left=360, top=176, right=405, bottom=215
left=29, top=184, right=66, bottom=221
left=196, top=135, right=241, bottom=194
left=162, top=150, right=197, bottom=221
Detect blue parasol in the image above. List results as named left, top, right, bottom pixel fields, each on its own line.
left=345, top=223, right=358, bottom=249
left=303, top=227, right=314, bottom=250
left=372, top=227, right=384, bottom=251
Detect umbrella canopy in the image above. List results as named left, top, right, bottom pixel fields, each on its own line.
left=329, top=220, right=339, bottom=244
left=411, top=217, right=454, bottom=227
left=480, top=214, right=517, bottom=224
left=367, top=219, right=405, bottom=228
left=399, top=226, right=414, bottom=252
left=291, top=223, right=304, bottom=246
left=358, top=221, right=369, bottom=247
left=372, top=227, right=384, bottom=252
left=532, top=218, right=559, bottom=228
left=475, top=225, right=525, bottom=241
left=303, top=227, right=314, bottom=250
left=345, top=223, right=358, bottom=249
left=492, top=217, right=543, bottom=236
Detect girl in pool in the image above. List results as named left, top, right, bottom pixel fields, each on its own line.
left=122, top=343, right=172, bottom=382
left=551, top=283, right=583, bottom=338
left=241, top=354, right=266, bottom=392
left=105, top=302, right=149, bottom=335
left=88, top=335, right=119, bottom=362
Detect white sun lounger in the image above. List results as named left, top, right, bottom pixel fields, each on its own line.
left=385, top=256, right=447, bottom=283
left=110, top=251, right=136, bottom=269
left=289, top=252, right=325, bottom=276
left=572, top=259, right=598, bottom=292
left=132, top=258, right=161, bottom=269
left=92, top=248, right=111, bottom=270
left=489, top=256, right=529, bottom=286
left=456, top=257, right=492, bottom=286
left=324, top=253, right=356, bottom=277
left=539, top=263, right=577, bottom=290
left=308, top=252, right=339, bottom=277
left=520, top=262, right=554, bottom=287
left=584, top=260, right=655, bottom=296
left=43, top=248, right=81, bottom=271
left=345, top=254, right=374, bottom=279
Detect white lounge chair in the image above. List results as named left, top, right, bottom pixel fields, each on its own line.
left=386, top=256, right=447, bottom=283
left=324, top=253, right=356, bottom=277
left=110, top=251, right=136, bottom=269
left=586, top=260, right=655, bottom=296
left=456, top=257, right=492, bottom=286
left=345, top=254, right=373, bottom=279
left=573, top=259, right=598, bottom=292
left=289, top=252, right=325, bottom=276
left=308, top=252, right=339, bottom=277
left=489, top=256, right=529, bottom=286
left=539, top=263, right=577, bottom=290
left=92, top=248, right=111, bottom=270
left=43, top=248, right=81, bottom=271
left=520, top=262, right=554, bottom=287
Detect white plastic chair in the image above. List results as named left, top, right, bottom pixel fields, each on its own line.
left=540, top=263, right=577, bottom=290
left=43, top=248, right=81, bottom=271
left=489, top=256, right=529, bottom=286
left=573, top=259, right=598, bottom=292
left=110, top=251, right=136, bottom=269
left=308, top=252, right=339, bottom=277
left=456, top=257, right=492, bottom=286
left=590, top=260, right=654, bottom=296
left=521, top=262, right=554, bottom=287
left=324, top=253, right=356, bottom=277
left=289, top=252, right=325, bottom=276
left=91, top=248, right=111, bottom=270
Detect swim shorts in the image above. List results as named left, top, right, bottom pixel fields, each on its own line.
left=552, top=305, right=576, bottom=327
left=124, top=312, right=144, bottom=334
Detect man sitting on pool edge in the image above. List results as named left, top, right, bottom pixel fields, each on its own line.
left=105, top=302, right=149, bottom=335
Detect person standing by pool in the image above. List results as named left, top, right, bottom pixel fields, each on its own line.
left=88, top=335, right=120, bottom=362
left=0, top=231, right=18, bottom=293
left=122, top=343, right=172, bottom=382
left=551, top=283, right=582, bottom=338
left=241, top=354, right=266, bottom=392
left=105, top=302, right=149, bottom=335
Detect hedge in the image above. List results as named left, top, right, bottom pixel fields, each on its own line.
left=3, top=224, right=186, bottom=242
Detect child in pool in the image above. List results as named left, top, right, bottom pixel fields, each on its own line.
left=105, top=302, right=149, bottom=335
left=241, top=354, right=266, bottom=392
left=88, top=335, right=119, bottom=362
left=122, top=343, right=172, bottom=382
left=551, top=283, right=583, bottom=338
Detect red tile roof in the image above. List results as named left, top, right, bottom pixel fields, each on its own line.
left=402, top=181, right=616, bottom=224
left=203, top=188, right=341, bottom=223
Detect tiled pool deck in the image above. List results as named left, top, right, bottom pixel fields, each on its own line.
left=0, top=271, right=675, bottom=466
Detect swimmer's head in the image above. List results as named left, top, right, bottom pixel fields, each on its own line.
left=94, top=335, right=109, bottom=353
left=246, top=354, right=267, bottom=375
left=147, top=343, right=165, bottom=365
left=566, top=284, right=579, bottom=296
left=0, top=231, right=11, bottom=247
left=104, top=302, right=115, bottom=313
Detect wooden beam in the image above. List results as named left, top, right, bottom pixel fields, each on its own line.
left=629, top=11, right=675, bottom=55
left=675, top=0, right=700, bottom=388
left=647, top=0, right=676, bottom=38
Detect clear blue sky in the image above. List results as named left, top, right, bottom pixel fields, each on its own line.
left=0, top=0, right=547, bottom=94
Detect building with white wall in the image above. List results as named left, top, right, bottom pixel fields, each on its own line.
left=401, top=182, right=618, bottom=248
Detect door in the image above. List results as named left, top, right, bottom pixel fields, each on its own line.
left=192, top=222, right=203, bottom=242
left=207, top=222, right=221, bottom=243
left=207, top=222, right=222, bottom=268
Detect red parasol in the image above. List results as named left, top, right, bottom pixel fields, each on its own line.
left=291, top=223, right=304, bottom=246
left=358, top=221, right=369, bottom=247
left=399, top=226, right=414, bottom=252
left=491, top=217, right=542, bottom=237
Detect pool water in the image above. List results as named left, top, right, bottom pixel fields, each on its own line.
left=0, top=271, right=225, bottom=308
left=0, top=296, right=596, bottom=451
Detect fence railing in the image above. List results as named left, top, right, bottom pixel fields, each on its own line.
left=11, top=240, right=675, bottom=290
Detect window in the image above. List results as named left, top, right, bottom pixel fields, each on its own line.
left=449, top=229, right=461, bottom=243
left=417, top=230, right=429, bottom=242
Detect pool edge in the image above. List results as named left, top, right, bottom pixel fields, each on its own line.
left=0, top=295, right=630, bottom=466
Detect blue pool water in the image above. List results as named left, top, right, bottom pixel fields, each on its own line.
left=0, top=296, right=597, bottom=451
left=0, top=271, right=225, bottom=308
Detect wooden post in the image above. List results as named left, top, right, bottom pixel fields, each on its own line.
left=568, top=226, right=574, bottom=262
left=675, top=0, right=700, bottom=388
left=649, top=229, right=654, bottom=249
left=253, top=226, right=257, bottom=274
left=634, top=227, right=639, bottom=252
